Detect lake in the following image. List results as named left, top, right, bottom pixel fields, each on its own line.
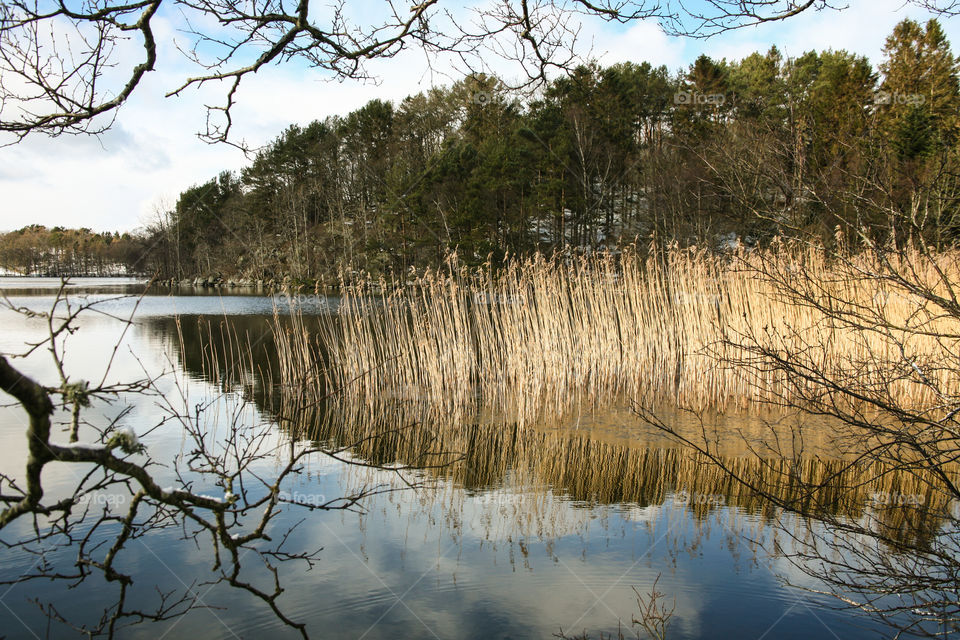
left=0, top=278, right=911, bottom=638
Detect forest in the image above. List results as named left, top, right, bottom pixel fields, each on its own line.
left=0, top=226, right=144, bottom=276
left=2, top=17, right=957, bottom=282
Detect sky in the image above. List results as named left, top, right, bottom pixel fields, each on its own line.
left=1, top=0, right=958, bottom=233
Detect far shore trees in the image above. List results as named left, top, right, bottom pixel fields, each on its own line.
left=0, top=225, right=146, bottom=276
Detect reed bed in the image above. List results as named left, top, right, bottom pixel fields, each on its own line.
left=300, top=244, right=960, bottom=425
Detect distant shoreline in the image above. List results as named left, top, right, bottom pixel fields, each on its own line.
left=0, top=274, right=149, bottom=279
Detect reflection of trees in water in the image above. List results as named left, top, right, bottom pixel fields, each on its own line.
left=145, top=312, right=312, bottom=411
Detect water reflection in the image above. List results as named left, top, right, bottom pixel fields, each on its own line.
left=0, top=286, right=944, bottom=639
left=159, top=313, right=954, bottom=553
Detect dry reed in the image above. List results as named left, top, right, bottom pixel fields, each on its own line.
left=296, top=244, right=960, bottom=425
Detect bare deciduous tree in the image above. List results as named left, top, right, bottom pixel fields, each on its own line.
left=638, top=185, right=960, bottom=636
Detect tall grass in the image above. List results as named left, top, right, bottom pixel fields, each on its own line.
left=299, top=243, right=960, bottom=425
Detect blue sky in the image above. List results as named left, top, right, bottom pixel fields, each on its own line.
left=1, top=0, right=957, bottom=233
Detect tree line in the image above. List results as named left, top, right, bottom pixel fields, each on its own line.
left=10, top=17, right=958, bottom=281
left=0, top=225, right=146, bottom=276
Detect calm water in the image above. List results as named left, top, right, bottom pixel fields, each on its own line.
left=0, top=278, right=903, bottom=638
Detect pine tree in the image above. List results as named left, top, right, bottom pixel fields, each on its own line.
left=877, top=18, right=960, bottom=244
left=879, top=18, right=960, bottom=149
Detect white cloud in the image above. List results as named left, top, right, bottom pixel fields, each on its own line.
left=593, top=19, right=689, bottom=70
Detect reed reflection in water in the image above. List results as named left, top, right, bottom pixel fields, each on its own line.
left=160, top=313, right=955, bottom=556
